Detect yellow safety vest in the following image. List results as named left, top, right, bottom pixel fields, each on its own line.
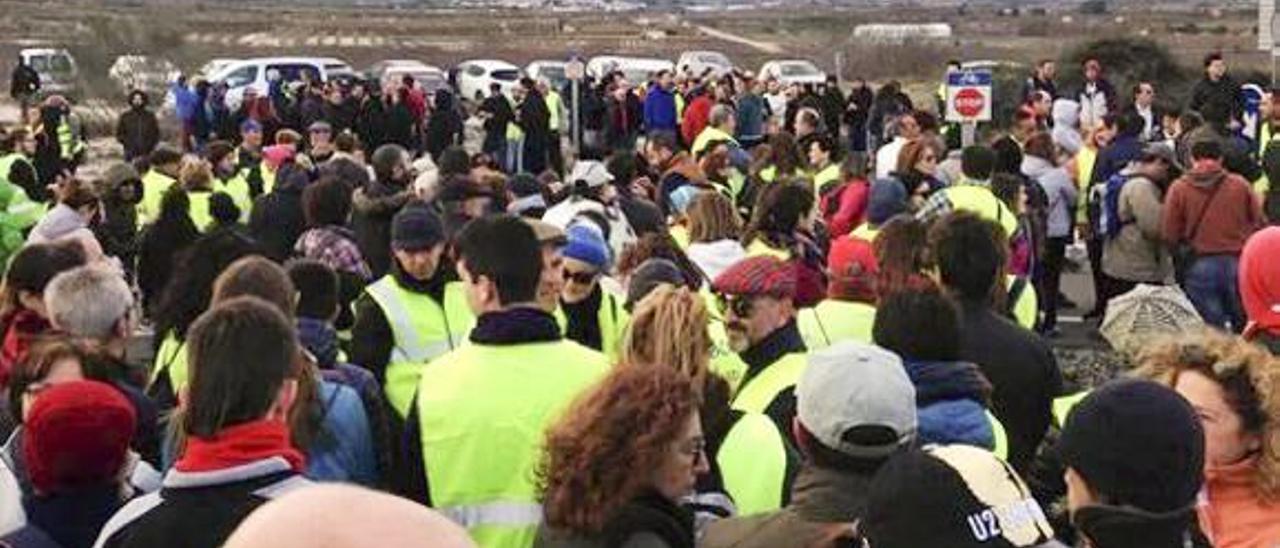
left=759, top=165, right=778, bottom=184
left=188, top=190, right=214, bottom=231
left=416, top=339, right=608, bottom=548
left=216, top=174, right=253, bottom=222
left=57, top=120, right=83, bottom=161
left=1007, top=275, right=1039, bottom=331
left=150, top=332, right=188, bottom=393
left=1053, top=391, right=1090, bottom=428
left=797, top=300, right=876, bottom=350
left=691, top=126, right=739, bottom=157
left=732, top=353, right=808, bottom=416
left=1073, top=146, right=1097, bottom=226
left=545, top=91, right=564, bottom=132
left=669, top=224, right=690, bottom=249
left=717, top=412, right=790, bottom=515
left=137, top=169, right=176, bottom=226
left=365, top=277, right=474, bottom=417
left=0, top=176, right=40, bottom=266
left=1261, top=122, right=1277, bottom=158
left=812, top=163, right=840, bottom=194
left=987, top=410, right=1009, bottom=460
left=553, top=289, right=629, bottom=362
left=744, top=239, right=789, bottom=260
left=675, top=93, right=686, bottom=120
left=944, top=185, right=1017, bottom=237
left=709, top=319, right=750, bottom=395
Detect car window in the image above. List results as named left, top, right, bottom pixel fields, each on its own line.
left=47, top=54, right=74, bottom=73
left=699, top=53, right=728, bottom=65
left=465, top=65, right=485, bottom=77
left=491, top=69, right=520, bottom=81
left=268, top=63, right=319, bottom=83
left=223, top=65, right=259, bottom=88
left=27, top=56, right=49, bottom=72
left=780, top=63, right=818, bottom=76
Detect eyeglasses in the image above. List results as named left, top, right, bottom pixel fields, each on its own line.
left=677, top=437, right=707, bottom=465
left=563, top=268, right=599, bottom=285
left=716, top=294, right=754, bottom=318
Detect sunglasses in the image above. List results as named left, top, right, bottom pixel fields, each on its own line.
left=716, top=294, right=754, bottom=318
left=563, top=268, right=599, bottom=285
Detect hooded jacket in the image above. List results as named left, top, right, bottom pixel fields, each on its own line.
left=1022, top=155, right=1078, bottom=239
left=1160, top=161, right=1262, bottom=255
left=424, top=90, right=464, bottom=162
left=1051, top=99, right=1083, bottom=156
left=351, top=179, right=412, bottom=280
left=248, top=162, right=310, bottom=262
left=1072, top=504, right=1207, bottom=548
left=903, top=359, right=995, bottom=449
left=94, top=163, right=143, bottom=276
left=1103, top=167, right=1172, bottom=283
left=116, top=91, right=160, bottom=161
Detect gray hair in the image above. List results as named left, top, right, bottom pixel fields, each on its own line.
left=709, top=104, right=735, bottom=128
left=44, top=265, right=133, bottom=340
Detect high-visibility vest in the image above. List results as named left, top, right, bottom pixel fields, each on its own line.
left=717, top=412, right=790, bottom=515
left=1007, top=275, right=1039, bottom=331
left=416, top=339, right=607, bottom=548
left=943, top=185, right=1017, bottom=237
left=137, top=169, right=176, bottom=226
left=1261, top=122, right=1277, bottom=158
left=691, top=126, right=739, bottom=157
left=150, top=332, right=188, bottom=393
left=365, top=277, right=473, bottom=417
left=553, top=289, right=629, bottom=361
left=797, top=300, right=876, bottom=350
left=1073, top=146, right=1098, bottom=226
left=732, top=353, right=808, bottom=416
left=188, top=190, right=214, bottom=231
left=987, top=410, right=1009, bottom=460
left=216, top=174, right=253, bottom=222
left=744, top=239, right=789, bottom=260
left=57, top=120, right=83, bottom=161
left=545, top=90, right=563, bottom=132
left=709, top=319, right=749, bottom=395
left=812, top=163, right=840, bottom=194
left=0, top=177, right=40, bottom=266
left=675, top=93, right=686, bottom=120
left=759, top=165, right=778, bottom=184
left=1053, top=391, right=1090, bottom=429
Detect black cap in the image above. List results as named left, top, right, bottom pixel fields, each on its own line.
left=625, top=258, right=687, bottom=310
left=1058, top=379, right=1205, bottom=513
left=391, top=204, right=445, bottom=252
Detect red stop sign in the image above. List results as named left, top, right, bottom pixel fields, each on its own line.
left=953, top=88, right=986, bottom=118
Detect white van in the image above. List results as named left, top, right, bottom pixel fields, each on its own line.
left=586, top=56, right=674, bottom=87
left=675, top=50, right=733, bottom=79
left=208, top=56, right=355, bottom=110
left=452, top=59, right=522, bottom=102
left=19, top=48, right=78, bottom=99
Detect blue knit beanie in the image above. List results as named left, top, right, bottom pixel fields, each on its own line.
left=562, top=222, right=610, bottom=271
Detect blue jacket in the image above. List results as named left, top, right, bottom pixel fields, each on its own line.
left=306, top=380, right=378, bottom=486
left=1089, top=133, right=1144, bottom=186
left=170, top=83, right=199, bottom=123
left=902, top=359, right=995, bottom=450
left=736, top=93, right=767, bottom=141
left=643, top=84, right=678, bottom=132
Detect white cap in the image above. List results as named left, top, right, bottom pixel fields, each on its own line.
left=797, top=341, right=917, bottom=459
left=567, top=160, right=614, bottom=189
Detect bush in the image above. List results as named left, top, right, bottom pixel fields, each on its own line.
left=1079, top=0, right=1107, bottom=14
left=1058, top=37, right=1191, bottom=108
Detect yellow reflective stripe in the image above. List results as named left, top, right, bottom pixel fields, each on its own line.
left=439, top=501, right=542, bottom=528
left=718, top=412, right=787, bottom=514
left=987, top=410, right=1008, bottom=460
left=1053, top=391, right=1090, bottom=428
left=366, top=279, right=433, bottom=362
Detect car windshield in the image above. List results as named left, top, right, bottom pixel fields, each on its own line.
left=491, top=69, right=520, bottom=81
left=698, top=53, right=729, bottom=65
left=622, top=69, right=654, bottom=84
left=538, top=66, right=567, bottom=83
left=30, top=54, right=73, bottom=74
left=325, top=63, right=354, bottom=77
left=780, top=63, right=819, bottom=76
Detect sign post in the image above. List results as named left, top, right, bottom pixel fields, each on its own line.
left=945, top=69, right=993, bottom=148
left=566, top=57, right=586, bottom=155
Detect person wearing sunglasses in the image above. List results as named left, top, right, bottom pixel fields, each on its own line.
left=556, top=221, right=628, bottom=359
left=710, top=255, right=806, bottom=438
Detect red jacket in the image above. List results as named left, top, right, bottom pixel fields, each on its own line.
left=681, top=96, right=714, bottom=146
left=0, top=309, right=51, bottom=387
left=822, top=179, right=870, bottom=238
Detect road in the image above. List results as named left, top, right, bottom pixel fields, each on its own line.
left=693, top=24, right=783, bottom=56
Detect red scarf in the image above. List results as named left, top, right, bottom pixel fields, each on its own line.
left=175, top=419, right=305, bottom=473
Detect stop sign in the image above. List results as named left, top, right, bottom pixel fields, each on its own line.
left=953, top=88, right=986, bottom=119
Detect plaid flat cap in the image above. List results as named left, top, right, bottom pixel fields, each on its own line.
left=712, top=256, right=797, bottom=299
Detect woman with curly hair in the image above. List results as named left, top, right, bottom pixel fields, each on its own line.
left=1136, top=330, right=1280, bottom=547
left=535, top=365, right=707, bottom=548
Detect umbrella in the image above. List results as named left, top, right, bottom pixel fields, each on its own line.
left=1100, top=284, right=1203, bottom=357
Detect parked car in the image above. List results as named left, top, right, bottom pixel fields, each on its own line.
left=675, top=50, right=733, bottom=79
left=758, top=59, right=826, bottom=86
left=368, top=60, right=448, bottom=94
left=109, top=55, right=179, bottom=98
left=19, top=48, right=78, bottom=99
left=586, top=56, right=674, bottom=86
left=451, top=59, right=521, bottom=102
left=525, top=60, right=569, bottom=90
left=208, top=56, right=355, bottom=110
left=198, top=58, right=239, bottom=80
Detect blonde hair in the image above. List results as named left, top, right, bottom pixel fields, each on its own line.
left=619, top=285, right=711, bottom=391
left=686, top=192, right=741, bottom=244
left=179, top=157, right=214, bottom=192
left=1136, top=329, right=1280, bottom=502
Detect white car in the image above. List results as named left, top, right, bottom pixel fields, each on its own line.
left=586, top=56, right=674, bottom=87
left=675, top=50, right=733, bottom=79
left=19, top=48, right=78, bottom=98
left=525, top=60, right=569, bottom=90
left=453, top=59, right=522, bottom=102
left=199, top=58, right=239, bottom=80
left=758, top=60, right=826, bottom=86
left=368, top=60, right=448, bottom=95
left=208, top=56, right=355, bottom=111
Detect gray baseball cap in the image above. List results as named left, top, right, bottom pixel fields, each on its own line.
left=797, top=341, right=918, bottom=459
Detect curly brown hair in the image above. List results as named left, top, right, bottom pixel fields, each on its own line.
left=1135, top=329, right=1280, bottom=502
left=537, top=365, right=700, bottom=533
left=620, top=285, right=712, bottom=392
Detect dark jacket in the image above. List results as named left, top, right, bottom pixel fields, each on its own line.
left=93, top=458, right=307, bottom=548
left=136, top=209, right=200, bottom=317
left=10, top=64, right=39, bottom=99
left=1189, top=75, right=1243, bottom=125
left=93, top=165, right=143, bottom=280
left=424, top=90, right=464, bottom=161
left=737, top=320, right=807, bottom=440
left=478, top=93, right=515, bottom=137
left=534, top=492, right=695, bottom=548
left=5, top=486, right=129, bottom=548
left=382, top=99, right=417, bottom=151
left=903, top=359, right=996, bottom=450
left=520, top=88, right=552, bottom=174
left=248, top=162, right=310, bottom=262
left=350, top=180, right=412, bottom=279
left=115, top=92, right=160, bottom=162
left=701, top=466, right=872, bottom=548
left=1072, top=504, right=1209, bottom=548
left=957, top=299, right=1062, bottom=474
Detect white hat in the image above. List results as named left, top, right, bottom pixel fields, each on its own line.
left=567, top=160, right=614, bottom=189
left=797, top=341, right=917, bottom=459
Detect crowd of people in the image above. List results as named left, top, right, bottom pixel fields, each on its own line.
left=0, top=46, right=1277, bottom=548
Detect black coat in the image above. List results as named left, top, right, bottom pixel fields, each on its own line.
left=116, top=96, right=160, bottom=162
left=350, top=179, right=411, bottom=279
left=248, top=163, right=310, bottom=262
left=424, top=90, right=464, bottom=161
left=9, top=64, right=38, bottom=99
left=1189, top=75, right=1244, bottom=125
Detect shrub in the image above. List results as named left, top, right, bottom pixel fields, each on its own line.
left=1057, top=37, right=1191, bottom=110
